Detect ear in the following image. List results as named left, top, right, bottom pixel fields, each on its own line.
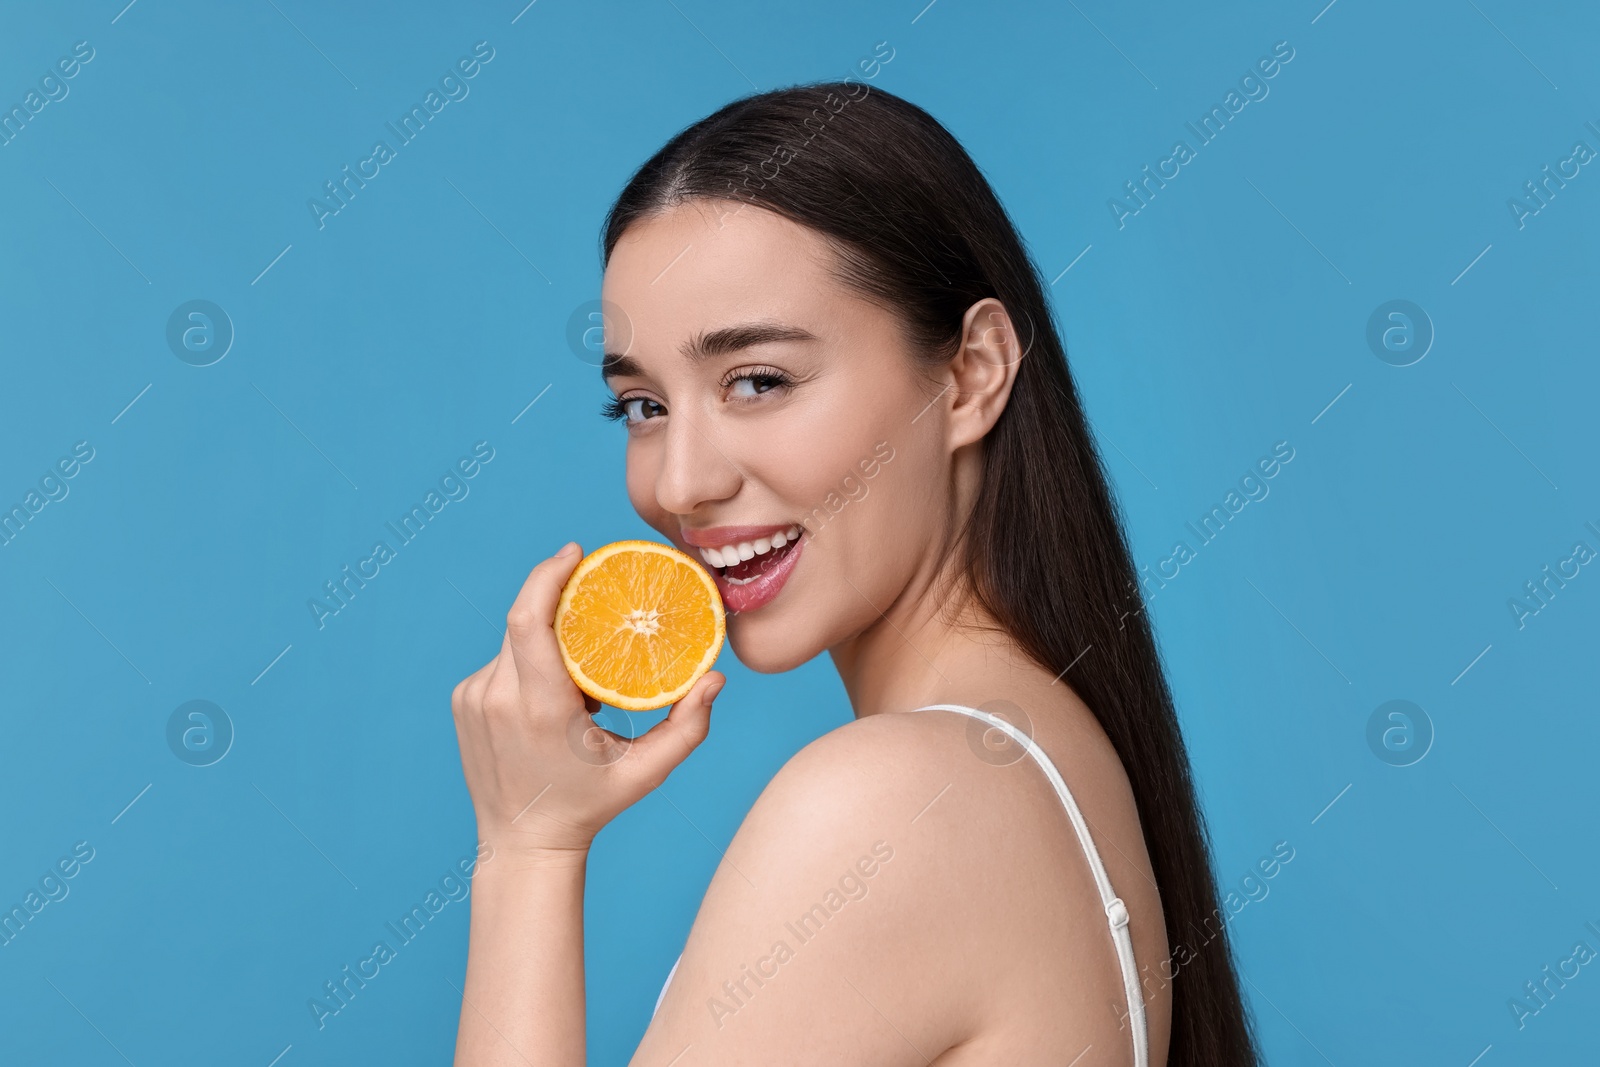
left=945, top=297, right=1025, bottom=451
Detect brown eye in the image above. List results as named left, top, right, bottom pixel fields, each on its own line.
left=726, top=372, right=790, bottom=399
left=604, top=394, right=667, bottom=423
left=622, top=397, right=666, bottom=422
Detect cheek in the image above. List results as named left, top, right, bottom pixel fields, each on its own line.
left=624, top=441, right=666, bottom=527
left=800, top=432, right=940, bottom=582
left=837, top=442, right=934, bottom=563
left=735, top=409, right=864, bottom=512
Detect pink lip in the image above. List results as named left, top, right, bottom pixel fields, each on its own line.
left=682, top=524, right=795, bottom=549
left=696, top=531, right=805, bottom=614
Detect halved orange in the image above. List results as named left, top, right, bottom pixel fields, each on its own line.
left=554, top=540, right=725, bottom=711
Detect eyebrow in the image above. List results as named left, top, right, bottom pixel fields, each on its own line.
left=601, top=321, right=819, bottom=380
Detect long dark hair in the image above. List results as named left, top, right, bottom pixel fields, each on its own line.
left=601, top=82, right=1259, bottom=1067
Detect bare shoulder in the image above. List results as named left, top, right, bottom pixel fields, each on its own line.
left=726, top=708, right=1079, bottom=887
left=749, top=708, right=990, bottom=828
left=703, top=708, right=1018, bottom=941
left=722, top=705, right=1119, bottom=939
left=636, top=709, right=1125, bottom=1065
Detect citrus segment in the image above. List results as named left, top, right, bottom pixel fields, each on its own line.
left=555, top=540, right=725, bottom=711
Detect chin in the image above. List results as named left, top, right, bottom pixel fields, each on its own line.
left=724, top=615, right=825, bottom=674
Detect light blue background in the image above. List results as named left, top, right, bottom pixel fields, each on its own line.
left=2, top=1, right=1596, bottom=1063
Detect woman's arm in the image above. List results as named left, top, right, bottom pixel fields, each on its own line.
left=449, top=544, right=724, bottom=1065
left=631, top=712, right=1004, bottom=1066
left=631, top=705, right=1144, bottom=1066
left=454, top=850, right=588, bottom=1063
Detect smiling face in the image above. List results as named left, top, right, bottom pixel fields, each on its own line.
left=599, top=199, right=961, bottom=673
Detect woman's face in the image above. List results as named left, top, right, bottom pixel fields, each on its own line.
left=600, top=199, right=954, bottom=673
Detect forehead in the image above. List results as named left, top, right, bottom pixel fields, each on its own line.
left=601, top=200, right=842, bottom=343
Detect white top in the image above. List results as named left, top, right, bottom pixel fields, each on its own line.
left=650, top=702, right=1150, bottom=1067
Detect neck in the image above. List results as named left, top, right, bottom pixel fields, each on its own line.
left=832, top=442, right=1031, bottom=715
left=827, top=563, right=1022, bottom=717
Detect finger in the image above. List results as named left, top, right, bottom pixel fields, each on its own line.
left=624, top=671, right=725, bottom=790
left=481, top=631, right=523, bottom=713
left=453, top=652, right=499, bottom=717
left=504, top=542, right=583, bottom=688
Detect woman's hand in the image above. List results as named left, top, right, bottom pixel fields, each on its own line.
left=451, top=542, right=725, bottom=862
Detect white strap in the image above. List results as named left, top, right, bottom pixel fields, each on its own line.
left=915, top=704, right=1148, bottom=1067
left=652, top=953, right=681, bottom=1019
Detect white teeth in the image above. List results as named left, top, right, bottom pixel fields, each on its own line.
left=699, top=527, right=803, bottom=572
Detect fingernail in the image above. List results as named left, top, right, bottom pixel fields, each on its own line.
left=706, top=681, right=725, bottom=703
left=560, top=542, right=580, bottom=557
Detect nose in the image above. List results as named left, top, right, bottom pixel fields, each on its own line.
left=654, top=410, right=742, bottom=516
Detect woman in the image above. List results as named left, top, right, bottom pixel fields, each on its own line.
left=450, top=83, right=1258, bottom=1066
